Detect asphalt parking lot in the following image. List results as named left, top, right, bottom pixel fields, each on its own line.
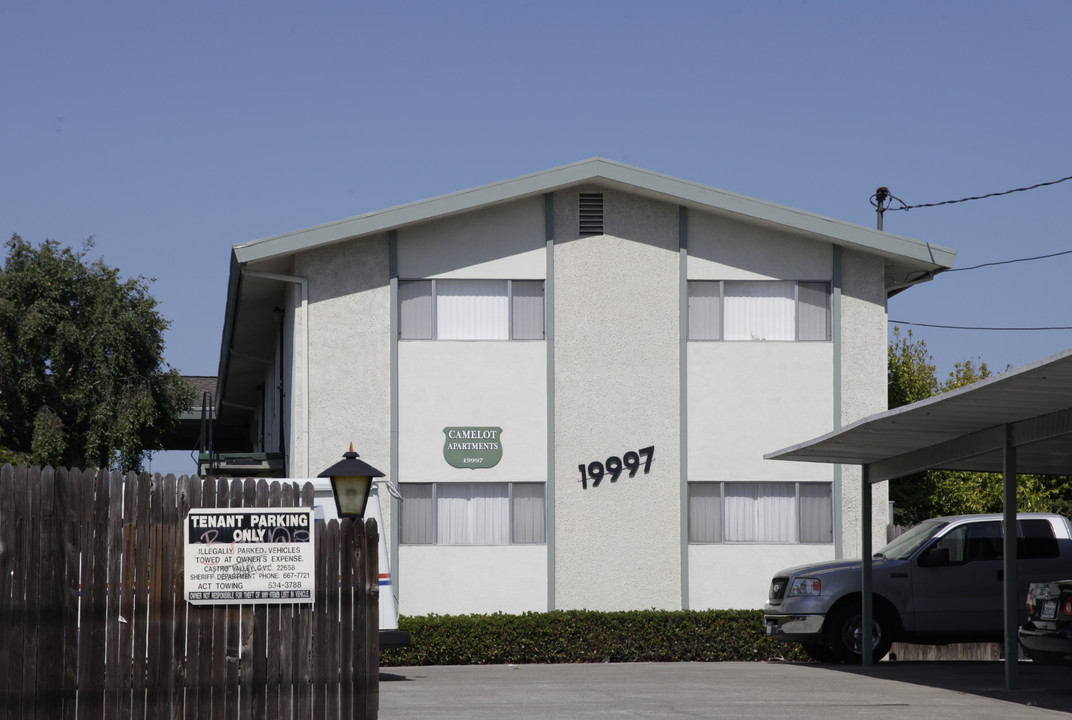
left=380, top=661, right=1072, bottom=719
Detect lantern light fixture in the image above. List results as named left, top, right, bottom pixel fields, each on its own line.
left=318, top=443, right=385, bottom=519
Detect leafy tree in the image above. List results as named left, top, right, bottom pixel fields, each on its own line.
left=0, top=445, right=25, bottom=466
left=887, top=327, right=1072, bottom=524
left=0, top=235, right=194, bottom=472
left=887, top=327, right=939, bottom=408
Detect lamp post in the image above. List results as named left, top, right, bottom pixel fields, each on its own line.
left=319, top=444, right=385, bottom=519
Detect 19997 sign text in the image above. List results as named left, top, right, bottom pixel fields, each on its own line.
left=578, top=446, right=654, bottom=489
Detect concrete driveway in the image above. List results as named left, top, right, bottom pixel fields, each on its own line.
left=380, top=661, right=1072, bottom=719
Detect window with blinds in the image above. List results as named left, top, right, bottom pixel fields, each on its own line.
left=400, top=482, right=546, bottom=545
left=687, top=280, right=831, bottom=341
left=399, top=279, right=545, bottom=340
left=687, top=481, right=833, bottom=544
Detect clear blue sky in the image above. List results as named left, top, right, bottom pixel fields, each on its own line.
left=4, top=1, right=1071, bottom=474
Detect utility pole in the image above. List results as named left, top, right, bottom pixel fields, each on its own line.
left=874, top=186, right=889, bottom=231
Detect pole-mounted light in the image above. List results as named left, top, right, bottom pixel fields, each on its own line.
left=318, top=443, right=385, bottom=519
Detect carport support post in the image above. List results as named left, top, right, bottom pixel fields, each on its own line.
left=861, top=465, right=873, bottom=667
left=1003, top=423, right=1019, bottom=691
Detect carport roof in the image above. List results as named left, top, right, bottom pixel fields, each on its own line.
left=766, top=347, right=1072, bottom=481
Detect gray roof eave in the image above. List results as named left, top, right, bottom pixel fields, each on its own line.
left=232, top=157, right=956, bottom=272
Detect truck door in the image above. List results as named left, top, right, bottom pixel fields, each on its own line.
left=911, top=520, right=1004, bottom=635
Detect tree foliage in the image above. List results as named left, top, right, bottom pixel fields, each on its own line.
left=0, top=235, right=194, bottom=472
left=887, top=327, right=1072, bottom=524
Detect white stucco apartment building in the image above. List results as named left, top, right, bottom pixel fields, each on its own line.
left=212, top=158, right=956, bottom=616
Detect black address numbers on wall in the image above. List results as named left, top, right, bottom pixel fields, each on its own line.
left=578, top=446, right=654, bottom=489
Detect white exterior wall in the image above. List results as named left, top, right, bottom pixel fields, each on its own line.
left=689, top=544, right=835, bottom=609
left=686, top=212, right=838, bottom=609
left=396, top=198, right=548, bottom=615
left=398, top=343, right=546, bottom=482
left=688, top=343, right=834, bottom=482
left=399, top=546, right=547, bottom=615
left=552, top=187, right=682, bottom=611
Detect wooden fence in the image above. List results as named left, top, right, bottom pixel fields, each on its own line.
left=0, top=464, right=379, bottom=719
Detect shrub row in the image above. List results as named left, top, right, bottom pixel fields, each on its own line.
left=379, top=609, right=810, bottom=666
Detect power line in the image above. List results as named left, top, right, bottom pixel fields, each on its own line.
left=890, top=320, right=1072, bottom=331
left=892, top=248, right=1072, bottom=329
left=947, top=248, right=1072, bottom=272
left=877, top=175, right=1072, bottom=332
left=872, top=174, right=1072, bottom=212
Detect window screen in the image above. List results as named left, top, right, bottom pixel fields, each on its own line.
left=511, top=281, right=545, bottom=340
left=687, top=282, right=721, bottom=341
left=797, top=282, right=830, bottom=341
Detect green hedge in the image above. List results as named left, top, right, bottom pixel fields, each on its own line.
left=380, top=609, right=809, bottom=665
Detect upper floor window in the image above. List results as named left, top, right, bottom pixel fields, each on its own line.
left=399, top=279, right=545, bottom=340
left=687, top=280, right=830, bottom=341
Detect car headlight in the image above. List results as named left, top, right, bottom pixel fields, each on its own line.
left=787, top=577, right=821, bottom=597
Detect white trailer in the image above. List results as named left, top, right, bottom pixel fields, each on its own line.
left=308, top=478, right=410, bottom=648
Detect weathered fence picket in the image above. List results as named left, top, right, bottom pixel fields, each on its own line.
left=0, top=464, right=378, bottom=719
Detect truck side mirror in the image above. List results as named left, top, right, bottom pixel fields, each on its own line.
left=917, top=545, right=950, bottom=568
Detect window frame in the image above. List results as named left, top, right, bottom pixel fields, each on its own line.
left=687, top=280, right=831, bottom=342
left=398, top=278, right=546, bottom=341
left=399, top=481, right=547, bottom=546
left=686, top=480, right=834, bottom=545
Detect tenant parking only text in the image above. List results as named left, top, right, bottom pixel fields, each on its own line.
left=184, top=507, right=315, bottom=605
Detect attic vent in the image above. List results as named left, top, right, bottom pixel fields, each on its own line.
left=579, top=193, right=604, bottom=236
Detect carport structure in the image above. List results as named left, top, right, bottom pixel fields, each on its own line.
left=767, top=347, right=1072, bottom=690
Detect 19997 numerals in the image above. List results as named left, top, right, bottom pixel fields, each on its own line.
left=578, top=446, right=654, bottom=489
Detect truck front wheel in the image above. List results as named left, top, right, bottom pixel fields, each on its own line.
left=824, top=603, right=893, bottom=664
left=801, top=642, right=838, bottom=663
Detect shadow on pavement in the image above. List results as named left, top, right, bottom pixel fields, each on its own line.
left=812, top=660, right=1072, bottom=714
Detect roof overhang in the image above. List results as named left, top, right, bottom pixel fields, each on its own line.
left=215, top=158, right=957, bottom=451
left=767, top=347, right=1072, bottom=481
left=232, top=157, right=956, bottom=280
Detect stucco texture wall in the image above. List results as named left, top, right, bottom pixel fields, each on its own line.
left=294, top=232, right=393, bottom=501
left=552, top=187, right=682, bottom=611
left=397, top=196, right=545, bottom=279
left=838, top=249, right=890, bottom=556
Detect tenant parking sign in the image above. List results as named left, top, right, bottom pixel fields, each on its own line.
left=184, top=507, right=315, bottom=604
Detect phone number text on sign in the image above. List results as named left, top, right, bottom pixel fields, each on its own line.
left=184, top=507, right=315, bottom=605
left=577, top=446, right=654, bottom=489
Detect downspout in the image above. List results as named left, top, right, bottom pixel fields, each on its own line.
left=242, top=270, right=311, bottom=477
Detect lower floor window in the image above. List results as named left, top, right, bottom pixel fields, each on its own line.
left=688, top=481, right=833, bottom=544
left=400, top=482, right=545, bottom=545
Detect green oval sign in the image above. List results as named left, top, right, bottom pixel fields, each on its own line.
left=443, top=427, right=503, bottom=469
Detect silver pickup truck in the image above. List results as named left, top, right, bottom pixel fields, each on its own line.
left=763, top=513, right=1072, bottom=662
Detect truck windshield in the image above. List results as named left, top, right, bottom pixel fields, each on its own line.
left=874, top=519, right=948, bottom=560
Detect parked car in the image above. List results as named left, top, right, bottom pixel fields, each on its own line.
left=764, top=513, right=1072, bottom=663
left=1019, top=580, right=1072, bottom=666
